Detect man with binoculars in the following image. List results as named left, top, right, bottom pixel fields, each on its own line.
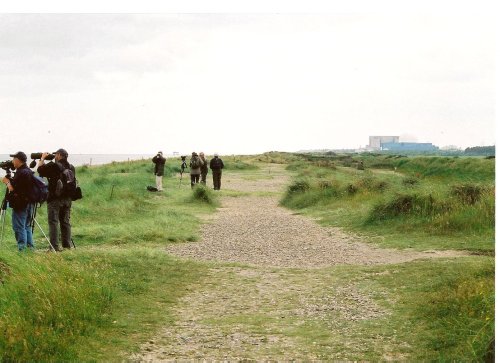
left=37, top=148, right=76, bottom=251
left=1, top=151, right=36, bottom=251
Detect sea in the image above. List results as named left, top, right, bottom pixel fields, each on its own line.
left=0, top=154, right=156, bottom=178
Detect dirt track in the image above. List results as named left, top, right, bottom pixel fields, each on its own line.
left=131, top=164, right=467, bottom=361
left=167, top=164, right=466, bottom=268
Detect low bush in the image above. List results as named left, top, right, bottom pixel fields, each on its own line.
left=346, top=183, right=358, bottom=195
left=402, top=176, right=419, bottom=186
left=224, top=160, right=259, bottom=170
left=287, top=180, right=311, bottom=194
left=191, top=185, right=216, bottom=204
left=450, top=183, right=483, bottom=205
left=367, top=193, right=450, bottom=221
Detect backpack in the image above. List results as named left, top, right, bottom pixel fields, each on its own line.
left=55, top=167, right=77, bottom=199
left=211, top=158, right=223, bottom=169
left=190, top=157, right=201, bottom=169
left=28, top=175, right=49, bottom=203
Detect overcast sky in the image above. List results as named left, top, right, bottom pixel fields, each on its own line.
left=0, top=10, right=496, bottom=155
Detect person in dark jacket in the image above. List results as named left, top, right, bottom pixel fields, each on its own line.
left=152, top=151, right=166, bottom=191
left=189, top=152, right=202, bottom=189
left=2, top=151, right=35, bottom=251
left=37, top=148, right=75, bottom=251
left=199, top=152, right=208, bottom=185
left=209, top=153, right=224, bottom=190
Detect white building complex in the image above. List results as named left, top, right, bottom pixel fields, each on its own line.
left=368, top=136, right=400, bottom=150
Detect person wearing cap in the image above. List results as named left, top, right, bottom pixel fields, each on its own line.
left=199, top=152, right=208, bottom=185
left=189, top=152, right=203, bottom=188
left=37, top=148, right=75, bottom=251
left=152, top=151, right=166, bottom=192
left=209, top=153, right=225, bottom=190
left=1, top=151, right=35, bottom=251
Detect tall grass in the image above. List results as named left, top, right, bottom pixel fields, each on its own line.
left=0, top=251, right=113, bottom=361
left=281, top=157, right=494, bottom=251
left=280, top=153, right=494, bottom=360
left=0, top=158, right=213, bottom=361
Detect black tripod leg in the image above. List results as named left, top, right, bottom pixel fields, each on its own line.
left=0, top=210, right=7, bottom=244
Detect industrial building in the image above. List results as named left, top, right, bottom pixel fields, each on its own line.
left=369, top=136, right=399, bottom=149
left=368, top=136, right=438, bottom=152
left=380, top=142, right=438, bottom=152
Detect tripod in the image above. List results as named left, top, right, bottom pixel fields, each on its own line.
left=30, top=202, right=56, bottom=252
left=0, top=186, right=9, bottom=244
left=179, top=160, right=187, bottom=188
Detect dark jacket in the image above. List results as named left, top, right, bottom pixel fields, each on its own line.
left=209, top=157, right=224, bottom=170
left=152, top=155, right=166, bottom=176
left=8, top=164, right=33, bottom=211
left=38, top=160, right=75, bottom=202
left=200, top=158, right=208, bottom=174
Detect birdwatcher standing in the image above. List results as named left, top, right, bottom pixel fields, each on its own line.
left=37, top=148, right=75, bottom=251
left=189, top=152, right=202, bottom=188
left=2, top=151, right=35, bottom=251
left=152, top=151, right=166, bottom=192
left=199, top=152, right=208, bottom=185
left=209, top=153, right=224, bottom=190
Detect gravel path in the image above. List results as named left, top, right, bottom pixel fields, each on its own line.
left=132, top=163, right=467, bottom=361
left=167, top=164, right=467, bottom=268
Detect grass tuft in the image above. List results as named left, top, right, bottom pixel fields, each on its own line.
left=450, top=183, right=483, bottom=205
left=191, top=184, right=217, bottom=204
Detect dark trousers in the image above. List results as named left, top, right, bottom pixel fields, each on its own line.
left=212, top=169, right=222, bottom=190
left=201, top=172, right=207, bottom=185
left=190, top=174, right=200, bottom=188
left=47, top=198, right=72, bottom=249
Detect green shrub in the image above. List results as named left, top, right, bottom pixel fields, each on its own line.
left=224, top=161, right=258, bottom=170
left=191, top=185, right=216, bottom=204
left=287, top=180, right=311, bottom=194
left=450, top=184, right=483, bottom=205
left=368, top=193, right=450, bottom=221
left=346, top=183, right=358, bottom=195
left=402, top=176, right=419, bottom=186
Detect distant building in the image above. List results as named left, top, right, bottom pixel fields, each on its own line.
left=368, top=136, right=438, bottom=152
left=369, top=136, right=399, bottom=149
left=381, top=142, right=438, bottom=152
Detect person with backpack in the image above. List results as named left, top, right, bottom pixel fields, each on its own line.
left=37, top=148, right=76, bottom=251
left=189, top=152, right=202, bottom=189
left=199, top=152, right=208, bottom=185
left=209, top=153, right=224, bottom=190
left=1, top=151, right=36, bottom=251
left=152, top=151, right=166, bottom=192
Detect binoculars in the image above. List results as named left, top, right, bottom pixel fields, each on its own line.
left=30, top=153, right=55, bottom=161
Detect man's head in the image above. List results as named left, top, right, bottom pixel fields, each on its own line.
left=192, top=152, right=197, bottom=157
left=54, top=148, right=68, bottom=161
left=200, top=152, right=205, bottom=159
left=158, top=151, right=163, bottom=156
left=214, top=153, right=219, bottom=158
left=9, top=151, right=27, bottom=169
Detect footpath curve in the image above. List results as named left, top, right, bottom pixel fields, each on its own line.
left=132, top=163, right=466, bottom=361
left=167, top=164, right=465, bottom=268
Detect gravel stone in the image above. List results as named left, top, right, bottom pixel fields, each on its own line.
left=167, top=166, right=467, bottom=268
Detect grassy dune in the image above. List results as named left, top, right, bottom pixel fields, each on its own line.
left=0, top=153, right=495, bottom=361
left=0, top=158, right=217, bottom=361
left=281, top=154, right=494, bottom=252
left=280, top=153, right=495, bottom=360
